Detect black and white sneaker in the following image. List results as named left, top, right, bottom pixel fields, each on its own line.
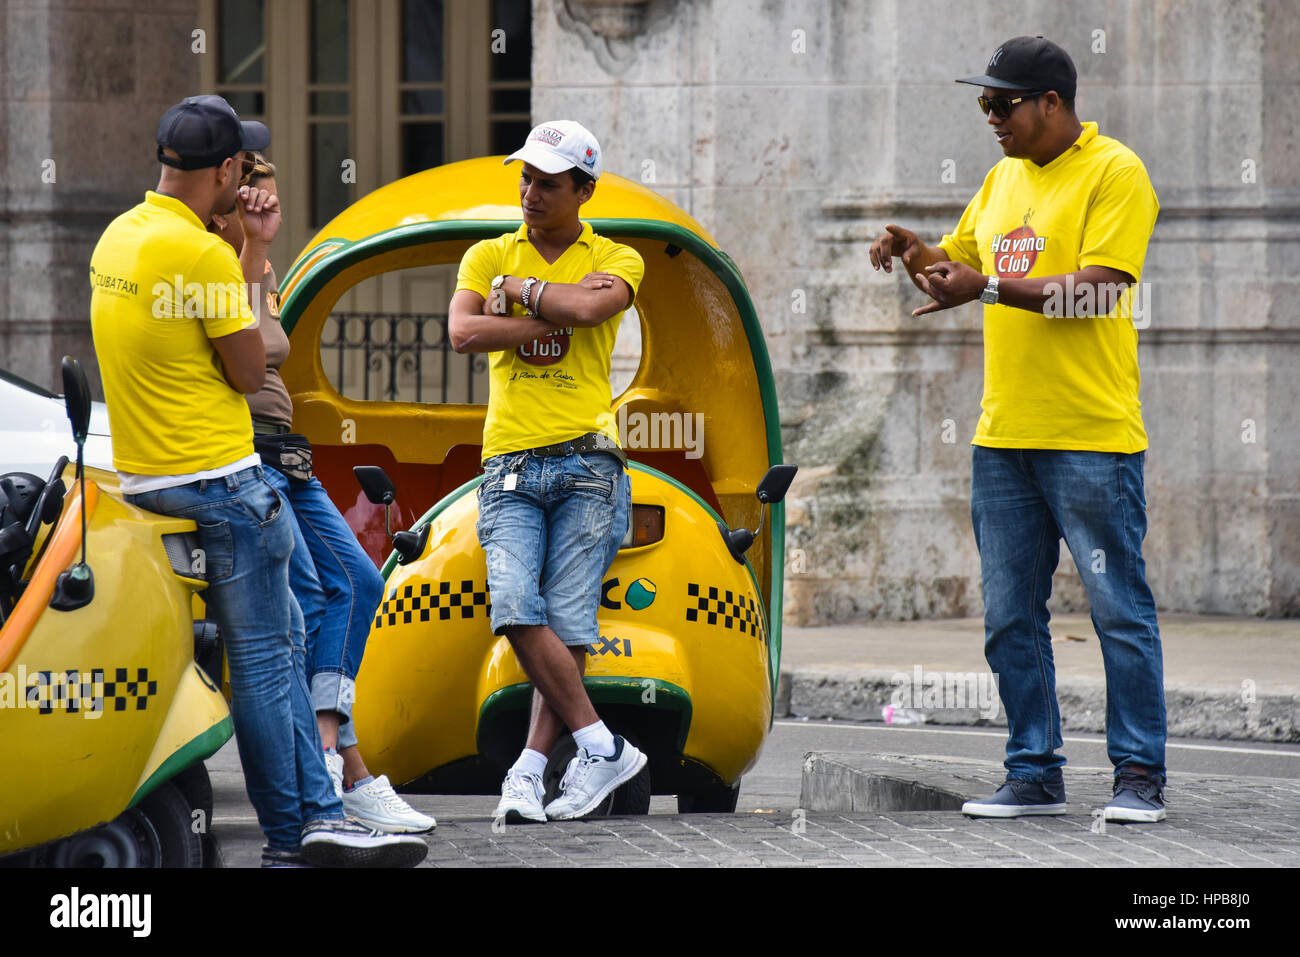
left=261, top=846, right=310, bottom=868
left=299, top=816, right=428, bottom=868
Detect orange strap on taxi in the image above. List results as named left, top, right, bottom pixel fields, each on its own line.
left=0, top=482, right=98, bottom=673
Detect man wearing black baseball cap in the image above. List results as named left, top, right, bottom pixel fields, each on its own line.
left=90, top=95, right=427, bottom=866
left=871, top=38, right=1168, bottom=824
left=156, top=93, right=271, bottom=169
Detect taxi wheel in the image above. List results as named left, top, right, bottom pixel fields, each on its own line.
left=134, top=781, right=204, bottom=868
left=677, top=782, right=740, bottom=814
left=44, top=812, right=158, bottom=867
left=171, top=763, right=215, bottom=865
left=543, top=732, right=652, bottom=817
left=21, top=781, right=203, bottom=868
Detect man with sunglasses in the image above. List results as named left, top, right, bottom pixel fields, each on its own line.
left=870, top=37, right=1167, bottom=824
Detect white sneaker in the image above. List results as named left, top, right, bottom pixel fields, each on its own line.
left=494, top=769, right=547, bottom=824
left=544, top=736, right=647, bottom=821
left=343, top=775, right=437, bottom=833
left=324, top=750, right=344, bottom=799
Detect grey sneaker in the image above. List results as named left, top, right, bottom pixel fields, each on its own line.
left=1104, top=767, right=1166, bottom=823
left=344, top=775, right=437, bottom=833
left=544, top=736, right=647, bottom=821
left=299, top=816, right=428, bottom=868
left=962, top=774, right=1067, bottom=818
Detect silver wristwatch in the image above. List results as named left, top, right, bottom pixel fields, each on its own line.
left=979, top=275, right=1000, bottom=305
left=521, top=276, right=539, bottom=315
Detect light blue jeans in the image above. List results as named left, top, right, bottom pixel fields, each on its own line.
left=971, top=446, right=1167, bottom=784
left=262, top=466, right=384, bottom=750
left=127, top=465, right=343, bottom=850
left=476, top=450, right=629, bottom=646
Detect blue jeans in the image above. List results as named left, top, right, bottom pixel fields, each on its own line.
left=970, top=447, right=1167, bottom=782
left=127, top=466, right=342, bottom=850
left=262, top=466, right=383, bottom=750
left=476, top=451, right=630, bottom=645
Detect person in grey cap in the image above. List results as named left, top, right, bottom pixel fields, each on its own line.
left=870, top=37, right=1167, bottom=823
left=89, top=94, right=427, bottom=866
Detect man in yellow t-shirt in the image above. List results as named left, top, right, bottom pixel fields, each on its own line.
left=870, top=38, right=1167, bottom=824
left=90, top=95, right=424, bottom=868
left=449, top=121, right=647, bottom=824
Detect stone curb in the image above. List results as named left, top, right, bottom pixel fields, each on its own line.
left=777, top=667, right=1300, bottom=743
left=798, top=750, right=1300, bottom=816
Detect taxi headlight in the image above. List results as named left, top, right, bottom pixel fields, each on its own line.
left=621, top=505, right=664, bottom=549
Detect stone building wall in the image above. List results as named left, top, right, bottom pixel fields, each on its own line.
left=532, top=0, right=1300, bottom=620
left=1, top=0, right=201, bottom=397
left=4, top=0, right=1296, bottom=620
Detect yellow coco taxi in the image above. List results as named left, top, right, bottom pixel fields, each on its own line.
left=0, top=360, right=230, bottom=865
left=277, top=158, right=794, bottom=812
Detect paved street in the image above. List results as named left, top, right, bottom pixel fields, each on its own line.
left=209, top=718, right=1300, bottom=868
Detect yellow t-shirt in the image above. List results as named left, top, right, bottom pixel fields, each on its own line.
left=455, top=222, right=645, bottom=460
left=89, top=191, right=258, bottom=474
left=939, top=122, right=1160, bottom=452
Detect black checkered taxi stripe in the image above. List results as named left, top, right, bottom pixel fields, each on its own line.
left=374, top=580, right=492, bottom=629
left=685, top=583, right=765, bottom=642
left=25, top=667, right=157, bottom=714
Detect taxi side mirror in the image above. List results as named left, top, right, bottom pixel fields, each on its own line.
left=718, top=463, right=799, bottom=564
left=352, top=465, right=428, bottom=565
left=62, top=355, right=92, bottom=445
left=353, top=465, right=396, bottom=506
left=51, top=357, right=94, bottom=611
left=756, top=464, right=798, bottom=505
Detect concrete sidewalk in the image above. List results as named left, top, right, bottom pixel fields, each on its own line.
left=202, top=613, right=1299, bottom=867
left=799, top=751, right=1300, bottom=866
left=207, top=739, right=1300, bottom=867
left=777, top=613, right=1300, bottom=742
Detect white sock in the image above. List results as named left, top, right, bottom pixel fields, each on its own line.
left=511, top=748, right=548, bottom=779
left=572, top=721, right=617, bottom=758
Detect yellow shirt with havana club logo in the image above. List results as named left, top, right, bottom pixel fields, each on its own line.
left=456, top=221, right=644, bottom=461
left=939, top=122, right=1159, bottom=453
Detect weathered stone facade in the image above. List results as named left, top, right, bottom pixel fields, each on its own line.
left=3, top=0, right=1297, bottom=620
left=2, top=0, right=202, bottom=397
left=533, top=0, right=1300, bottom=621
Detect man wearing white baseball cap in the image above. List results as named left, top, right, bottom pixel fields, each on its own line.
left=504, top=120, right=604, bottom=180
left=449, top=121, right=646, bottom=823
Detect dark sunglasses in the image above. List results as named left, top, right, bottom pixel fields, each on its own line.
left=978, top=91, right=1043, bottom=119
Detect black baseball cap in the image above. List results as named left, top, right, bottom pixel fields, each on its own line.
left=156, top=94, right=270, bottom=170
left=956, top=35, right=1077, bottom=100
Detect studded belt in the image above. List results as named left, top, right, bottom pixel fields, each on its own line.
left=526, top=431, right=626, bottom=469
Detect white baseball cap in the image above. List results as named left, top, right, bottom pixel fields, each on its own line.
left=504, top=120, right=602, bottom=180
